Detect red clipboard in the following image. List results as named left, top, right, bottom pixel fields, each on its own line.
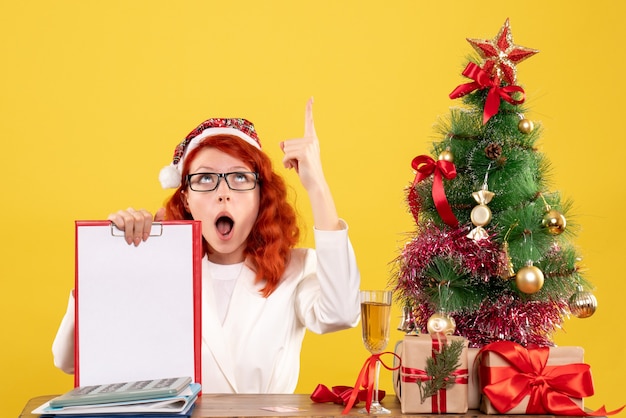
left=74, top=220, right=202, bottom=389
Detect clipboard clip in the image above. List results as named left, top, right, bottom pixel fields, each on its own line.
left=110, top=222, right=164, bottom=237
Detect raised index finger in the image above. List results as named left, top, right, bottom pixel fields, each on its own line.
left=304, top=97, right=317, bottom=138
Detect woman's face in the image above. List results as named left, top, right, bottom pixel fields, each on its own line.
left=184, top=147, right=260, bottom=264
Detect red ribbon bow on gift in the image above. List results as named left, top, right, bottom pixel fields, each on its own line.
left=449, top=62, right=526, bottom=124
left=409, top=155, right=459, bottom=228
left=310, top=384, right=385, bottom=406
left=479, top=341, right=624, bottom=416
left=401, top=366, right=468, bottom=413
left=340, top=352, right=400, bottom=415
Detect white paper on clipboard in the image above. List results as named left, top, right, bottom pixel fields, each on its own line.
left=74, top=220, right=202, bottom=388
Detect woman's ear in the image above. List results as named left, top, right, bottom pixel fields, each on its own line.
left=181, top=190, right=190, bottom=212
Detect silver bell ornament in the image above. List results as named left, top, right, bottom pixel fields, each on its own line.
left=397, top=304, right=418, bottom=333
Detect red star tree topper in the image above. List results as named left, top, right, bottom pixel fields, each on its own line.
left=466, top=18, right=538, bottom=85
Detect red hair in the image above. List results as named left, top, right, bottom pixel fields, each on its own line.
left=164, top=135, right=300, bottom=297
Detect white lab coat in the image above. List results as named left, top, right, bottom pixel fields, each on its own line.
left=52, top=225, right=360, bottom=393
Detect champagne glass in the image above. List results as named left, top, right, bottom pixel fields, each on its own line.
left=359, top=290, right=392, bottom=414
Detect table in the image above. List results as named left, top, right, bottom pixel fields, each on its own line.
left=20, top=394, right=579, bottom=418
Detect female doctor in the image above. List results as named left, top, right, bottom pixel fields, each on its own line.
left=52, top=98, right=361, bottom=393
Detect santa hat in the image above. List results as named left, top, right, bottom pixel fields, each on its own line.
left=159, top=118, right=262, bottom=189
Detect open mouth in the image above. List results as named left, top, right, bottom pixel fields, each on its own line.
left=216, top=216, right=234, bottom=236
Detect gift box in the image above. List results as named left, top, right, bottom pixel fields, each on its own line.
left=394, top=334, right=469, bottom=413
left=467, top=347, right=481, bottom=410
left=478, top=341, right=590, bottom=415
left=392, top=340, right=403, bottom=399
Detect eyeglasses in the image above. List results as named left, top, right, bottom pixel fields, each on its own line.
left=186, top=172, right=259, bottom=192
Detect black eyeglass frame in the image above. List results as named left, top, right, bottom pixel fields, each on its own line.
left=185, top=171, right=260, bottom=192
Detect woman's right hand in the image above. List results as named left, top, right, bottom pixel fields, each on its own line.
left=107, top=207, right=166, bottom=246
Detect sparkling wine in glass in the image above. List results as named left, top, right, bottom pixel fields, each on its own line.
left=360, top=290, right=392, bottom=414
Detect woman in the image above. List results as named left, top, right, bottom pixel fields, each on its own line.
left=52, top=98, right=361, bottom=393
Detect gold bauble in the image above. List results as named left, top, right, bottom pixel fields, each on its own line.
left=515, top=264, right=544, bottom=294
left=470, top=204, right=492, bottom=227
left=568, top=289, right=598, bottom=318
left=518, top=118, right=534, bottom=134
left=542, top=209, right=567, bottom=235
left=438, top=149, right=454, bottom=162
left=426, top=312, right=456, bottom=335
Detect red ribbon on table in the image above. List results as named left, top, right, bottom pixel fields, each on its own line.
left=400, top=335, right=468, bottom=413
left=478, top=341, right=624, bottom=416
left=449, top=62, right=526, bottom=124
left=310, top=384, right=385, bottom=406
left=340, top=352, right=400, bottom=415
left=410, top=155, right=459, bottom=228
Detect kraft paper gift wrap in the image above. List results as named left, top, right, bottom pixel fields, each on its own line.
left=467, top=347, right=481, bottom=410
left=393, top=340, right=403, bottom=399
left=478, top=341, right=587, bottom=415
left=395, top=334, right=469, bottom=414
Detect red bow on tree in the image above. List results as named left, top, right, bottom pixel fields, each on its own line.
left=449, top=62, right=525, bottom=124
left=409, top=155, right=459, bottom=228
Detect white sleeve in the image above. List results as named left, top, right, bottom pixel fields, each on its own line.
left=52, top=290, right=76, bottom=374
left=297, top=219, right=361, bottom=334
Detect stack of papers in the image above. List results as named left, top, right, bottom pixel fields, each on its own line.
left=32, top=377, right=201, bottom=418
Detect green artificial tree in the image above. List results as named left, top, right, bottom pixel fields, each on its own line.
left=394, top=18, right=597, bottom=348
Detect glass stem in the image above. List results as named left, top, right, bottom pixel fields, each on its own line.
left=372, top=359, right=381, bottom=405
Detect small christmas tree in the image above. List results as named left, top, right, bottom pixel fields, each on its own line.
left=394, top=18, right=598, bottom=348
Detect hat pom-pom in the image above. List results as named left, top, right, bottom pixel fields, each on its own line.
left=159, top=164, right=182, bottom=189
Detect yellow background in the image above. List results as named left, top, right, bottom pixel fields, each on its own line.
left=1, top=1, right=624, bottom=416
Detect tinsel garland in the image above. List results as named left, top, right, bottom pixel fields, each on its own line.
left=396, top=221, right=507, bottom=289
left=394, top=222, right=567, bottom=348
left=410, top=295, right=567, bottom=348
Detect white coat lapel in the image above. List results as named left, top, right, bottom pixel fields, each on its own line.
left=201, top=262, right=238, bottom=392
left=202, top=261, right=268, bottom=392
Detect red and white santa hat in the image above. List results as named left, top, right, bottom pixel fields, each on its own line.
left=159, top=118, right=262, bottom=189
